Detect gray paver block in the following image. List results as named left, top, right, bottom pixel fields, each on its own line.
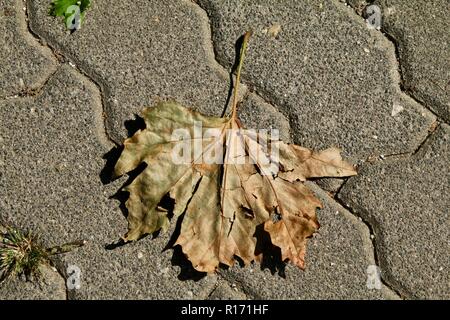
left=238, top=92, right=291, bottom=142
left=208, top=281, right=248, bottom=300
left=343, top=0, right=371, bottom=15
left=0, top=0, right=57, bottom=98
left=197, top=0, right=435, bottom=159
left=374, top=0, right=450, bottom=122
left=0, top=65, right=217, bottom=299
left=28, top=0, right=235, bottom=144
left=2, top=0, right=446, bottom=300
left=0, top=265, right=66, bottom=300
left=315, top=178, right=346, bottom=194
left=338, top=124, right=450, bottom=299
left=219, top=183, right=395, bottom=299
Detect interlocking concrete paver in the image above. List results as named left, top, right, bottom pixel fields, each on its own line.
left=219, top=183, right=396, bottom=299
left=208, top=281, right=248, bottom=300
left=28, top=0, right=235, bottom=144
left=339, top=125, right=450, bottom=299
left=374, top=0, right=450, bottom=122
left=198, top=0, right=435, bottom=159
left=0, top=0, right=448, bottom=299
left=0, top=0, right=56, bottom=98
left=0, top=65, right=217, bottom=299
left=0, top=265, right=66, bottom=300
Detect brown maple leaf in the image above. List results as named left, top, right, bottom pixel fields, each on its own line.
left=114, top=32, right=357, bottom=272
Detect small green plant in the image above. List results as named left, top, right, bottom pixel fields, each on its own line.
left=49, top=0, right=92, bottom=31
left=0, top=225, right=85, bottom=283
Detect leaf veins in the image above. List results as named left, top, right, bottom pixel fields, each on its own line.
left=113, top=32, right=357, bottom=272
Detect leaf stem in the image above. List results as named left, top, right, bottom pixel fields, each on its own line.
left=45, top=240, right=86, bottom=256
left=231, top=31, right=252, bottom=120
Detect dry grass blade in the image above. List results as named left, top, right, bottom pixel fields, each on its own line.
left=0, top=225, right=86, bottom=283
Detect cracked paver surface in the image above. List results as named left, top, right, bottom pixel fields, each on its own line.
left=0, top=0, right=448, bottom=299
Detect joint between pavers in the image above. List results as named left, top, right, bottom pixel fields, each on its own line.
left=3, top=1, right=59, bottom=100
left=22, top=1, right=63, bottom=62
left=333, top=195, right=408, bottom=299
left=337, top=0, right=446, bottom=125
left=190, top=0, right=298, bottom=144
left=23, top=1, right=119, bottom=148
left=379, top=30, right=445, bottom=124
left=190, top=0, right=289, bottom=125
left=411, top=122, right=441, bottom=156
left=0, top=0, right=59, bottom=100
left=1, top=67, right=60, bottom=101
left=205, top=280, right=222, bottom=299
left=374, top=16, right=449, bottom=124
left=185, top=0, right=245, bottom=93
left=205, top=276, right=250, bottom=300
left=216, top=270, right=262, bottom=299
left=60, top=63, right=120, bottom=148
left=356, top=120, right=440, bottom=166
left=48, top=257, right=70, bottom=300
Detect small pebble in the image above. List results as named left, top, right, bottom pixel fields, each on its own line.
left=391, top=103, right=404, bottom=117
left=267, top=23, right=281, bottom=38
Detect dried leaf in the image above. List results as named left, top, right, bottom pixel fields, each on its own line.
left=113, top=32, right=357, bottom=272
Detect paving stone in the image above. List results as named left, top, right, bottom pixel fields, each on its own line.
left=2, top=0, right=446, bottom=300
left=314, top=178, right=346, bottom=194
left=0, top=0, right=56, bottom=98
left=28, top=0, right=235, bottom=144
left=344, top=0, right=368, bottom=15
left=238, top=92, right=291, bottom=142
left=0, top=65, right=216, bottom=299
left=219, top=183, right=396, bottom=299
left=338, top=124, right=450, bottom=299
left=0, top=265, right=66, bottom=300
left=374, top=0, right=450, bottom=122
left=197, top=0, right=435, bottom=160
left=208, top=281, right=248, bottom=300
